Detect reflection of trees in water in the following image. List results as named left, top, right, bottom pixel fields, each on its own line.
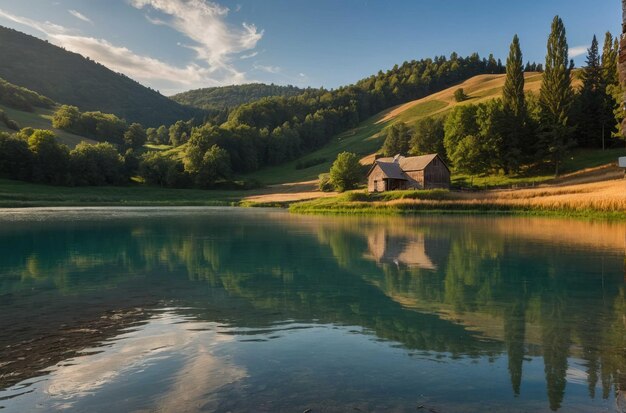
left=1, top=214, right=626, bottom=410
left=319, top=218, right=626, bottom=409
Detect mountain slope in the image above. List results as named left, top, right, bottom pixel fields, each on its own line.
left=171, top=83, right=307, bottom=110
left=244, top=72, right=579, bottom=185
left=0, top=26, right=202, bottom=127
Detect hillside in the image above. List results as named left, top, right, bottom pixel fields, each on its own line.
left=245, top=72, right=583, bottom=185
left=0, top=103, right=96, bottom=147
left=170, top=83, right=306, bottom=110
left=0, top=26, right=202, bottom=127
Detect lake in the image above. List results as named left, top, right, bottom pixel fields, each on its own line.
left=0, top=208, right=625, bottom=412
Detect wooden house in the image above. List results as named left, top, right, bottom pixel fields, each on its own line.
left=367, top=154, right=450, bottom=192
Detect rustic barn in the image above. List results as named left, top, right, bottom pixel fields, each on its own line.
left=367, top=154, right=450, bottom=192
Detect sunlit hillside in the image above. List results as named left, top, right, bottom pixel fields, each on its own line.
left=245, top=72, right=584, bottom=185
left=0, top=104, right=96, bottom=147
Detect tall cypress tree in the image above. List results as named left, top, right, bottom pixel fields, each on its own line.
left=503, top=35, right=526, bottom=119
left=501, top=35, right=526, bottom=172
left=538, top=16, right=575, bottom=176
left=578, top=35, right=603, bottom=147
left=600, top=32, right=620, bottom=141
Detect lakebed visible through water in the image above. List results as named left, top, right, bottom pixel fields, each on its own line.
left=0, top=207, right=625, bottom=412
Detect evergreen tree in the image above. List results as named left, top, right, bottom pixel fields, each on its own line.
left=501, top=35, right=526, bottom=172
left=600, top=32, right=620, bottom=142
left=503, top=35, right=526, bottom=119
left=538, top=16, right=575, bottom=176
left=382, top=122, right=413, bottom=156
left=577, top=35, right=604, bottom=147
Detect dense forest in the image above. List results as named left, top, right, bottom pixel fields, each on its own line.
left=170, top=83, right=306, bottom=111
left=0, top=26, right=202, bottom=127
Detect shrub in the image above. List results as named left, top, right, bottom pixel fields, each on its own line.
left=318, top=173, right=334, bottom=192
left=329, top=152, right=362, bottom=192
left=454, top=88, right=468, bottom=102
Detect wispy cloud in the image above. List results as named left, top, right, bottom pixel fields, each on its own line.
left=68, top=9, right=92, bottom=24
left=0, top=2, right=269, bottom=92
left=569, top=45, right=589, bottom=59
left=240, top=51, right=258, bottom=59
left=253, top=63, right=281, bottom=74
left=0, top=9, right=68, bottom=35
left=130, top=0, right=263, bottom=83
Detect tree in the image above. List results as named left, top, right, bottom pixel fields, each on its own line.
left=329, top=152, right=362, bottom=192
left=444, top=105, right=480, bottom=158
left=123, top=123, right=147, bottom=149
left=194, top=145, right=231, bottom=188
left=454, top=88, right=468, bottom=102
left=139, top=152, right=190, bottom=188
left=503, top=35, right=526, bottom=120
left=27, top=129, right=70, bottom=185
left=501, top=34, right=526, bottom=172
left=382, top=122, right=413, bottom=156
left=577, top=35, right=604, bottom=147
left=538, top=16, right=575, bottom=176
left=69, top=142, right=126, bottom=185
left=410, top=117, right=445, bottom=156
left=51, top=105, right=80, bottom=130
left=601, top=32, right=620, bottom=142
left=0, top=132, right=32, bottom=180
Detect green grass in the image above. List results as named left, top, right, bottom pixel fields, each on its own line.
left=289, top=189, right=626, bottom=220
left=0, top=104, right=95, bottom=147
left=392, top=99, right=448, bottom=124
left=0, top=178, right=249, bottom=208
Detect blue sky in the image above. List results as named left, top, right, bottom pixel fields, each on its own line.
left=0, top=0, right=620, bottom=95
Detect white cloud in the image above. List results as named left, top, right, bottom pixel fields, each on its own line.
left=253, top=63, right=281, bottom=74
left=52, top=34, right=216, bottom=87
left=0, top=4, right=268, bottom=92
left=68, top=9, right=93, bottom=24
left=240, top=51, right=258, bottom=59
left=130, top=0, right=263, bottom=82
left=299, top=73, right=306, bottom=77
left=0, top=9, right=68, bottom=35
left=569, top=45, right=589, bottom=59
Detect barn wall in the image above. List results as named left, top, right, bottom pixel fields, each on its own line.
left=423, top=159, right=450, bottom=189
left=368, top=165, right=386, bottom=192
left=404, top=170, right=424, bottom=189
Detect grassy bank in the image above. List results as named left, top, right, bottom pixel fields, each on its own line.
left=289, top=181, right=626, bottom=219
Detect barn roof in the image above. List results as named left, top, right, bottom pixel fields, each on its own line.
left=368, top=153, right=449, bottom=178
left=376, top=154, right=441, bottom=171
left=375, top=161, right=407, bottom=180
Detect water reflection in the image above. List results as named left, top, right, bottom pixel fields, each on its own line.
left=0, top=209, right=625, bottom=412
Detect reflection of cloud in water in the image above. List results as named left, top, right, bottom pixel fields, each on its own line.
left=43, top=311, right=246, bottom=411
left=365, top=230, right=436, bottom=270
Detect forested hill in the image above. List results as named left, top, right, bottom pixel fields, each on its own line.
left=171, top=83, right=307, bottom=110
left=0, top=26, right=202, bottom=127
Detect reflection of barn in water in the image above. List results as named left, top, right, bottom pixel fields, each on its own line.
left=365, top=229, right=443, bottom=270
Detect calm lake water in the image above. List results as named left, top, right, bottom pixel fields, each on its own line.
left=1, top=208, right=625, bottom=412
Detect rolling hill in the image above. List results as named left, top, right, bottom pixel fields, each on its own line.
left=0, top=26, right=202, bottom=127
left=244, top=72, right=583, bottom=185
left=171, top=83, right=307, bottom=111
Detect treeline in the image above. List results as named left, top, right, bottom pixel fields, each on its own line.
left=164, top=52, right=512, bottom=178
left=170, top=83, right=306, bottom=111
left=0, top=77, right=54, bottom=112
left=382, top=18, right=621, bottom=176
left=0, top=129, right=135, bottom=185
left=52, top=105, right=151, bottom=148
